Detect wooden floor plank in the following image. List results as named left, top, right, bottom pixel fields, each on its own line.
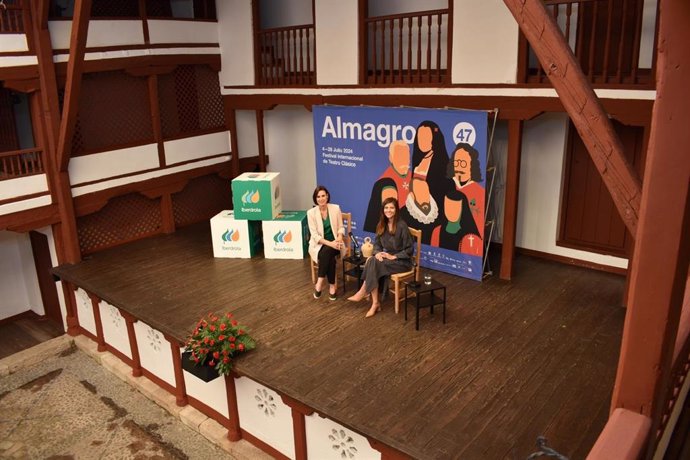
left=53, top=222, right=626, bottom=459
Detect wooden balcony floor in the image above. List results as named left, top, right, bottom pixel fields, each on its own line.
left=54, top=222, right=626, bottom=459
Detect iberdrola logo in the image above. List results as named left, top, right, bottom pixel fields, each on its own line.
left=241, top=190, right=260, bottom=204
left=221, top=229, right=240, bottom=242
left=273, top=230, right=292, bottom=243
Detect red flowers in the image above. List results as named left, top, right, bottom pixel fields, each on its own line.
left=184, top=311, right=256, bottom=377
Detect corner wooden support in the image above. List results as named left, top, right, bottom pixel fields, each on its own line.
left=87, top=292, right=107, bottom=352
left=166, top=335, right=188, bottom=407
left=224, top=372, right=242, bottom=441
left=63, top=281, right=80, bottom=336
left=280, top=394, right=315, bottom=460
left=121, top=311, right=143, bottom=377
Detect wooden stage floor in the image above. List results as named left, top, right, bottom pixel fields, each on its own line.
left=55, top=223, right=627, bottom=459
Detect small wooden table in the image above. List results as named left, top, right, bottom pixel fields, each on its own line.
left=341, top=254, right=365, bottom=294
left=404, top=279, right=446, bottom=330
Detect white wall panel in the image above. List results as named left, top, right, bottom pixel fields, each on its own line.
left=0, top=175, right=49, bottom=201
left=452, top=0, right=519, bottom=84
left=74, top=288, right=97, bottom=336
left=0, top=232, right=33, bottom=320
left=0, top=195, right=52, bottom=216
left=148, top=20, right=218, bottom=44
left=68, top=143, right=159, bottom=185
left=164, top=131, right=230, bottom=165
left=236, top=376, right=295, bottom=459
left=305, top=413, right=380, bottom=460
left=134, top=322, right=176, bottom=387
left=217, top=0, right=254, bottom=86
left=49, top=20, right=144, bottom=49
left=0, top=34, right=29, bottom=52
left=315, top=0, right=358, bottom=85
left=100, top=302, right=131, bottom=359
left=181, top=347, right=229, bottom=418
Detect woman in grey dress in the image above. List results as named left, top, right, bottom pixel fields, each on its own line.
left=347, top=197, right=414, bottom=318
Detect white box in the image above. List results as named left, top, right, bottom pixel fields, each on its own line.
left=210, top=210, right=262, bottom=258
left=262, top=211, right=308, bottom=259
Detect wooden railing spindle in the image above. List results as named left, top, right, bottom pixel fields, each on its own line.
left=398, top=17, right=403, bottom=84
left=407, top=17, right=412, bottom=83
left=616, top=0, right=629, bottom=83
left=630, top=0, right=644, bottom=83
left=602, top=0, right=614, bottom=83
left=587, top=2, right=598, bottom=81
left=426, top=15, right=432, bottom=82
left=436, top=13, right=442, bottom=83
left=416, top=15, right=422, bottom=84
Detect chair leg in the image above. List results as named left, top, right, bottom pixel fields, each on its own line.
left=394, top=279, right=400, bottom=314
left=311, top=262, right=317, bottom=285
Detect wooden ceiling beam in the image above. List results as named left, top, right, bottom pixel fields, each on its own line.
left=55, top=0, right=91, bottom=173
left=502, top=0, right=641, bottom=235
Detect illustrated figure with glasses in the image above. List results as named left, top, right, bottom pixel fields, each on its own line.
left=431, top=143, right=484, bottom=255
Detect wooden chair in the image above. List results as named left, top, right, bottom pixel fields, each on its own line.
left=389, top=227, right=422, bottom=314
left=310, top=212, right=352, bottom=286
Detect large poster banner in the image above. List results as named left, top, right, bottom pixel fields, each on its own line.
left=313, top=106, right=488, bottom=281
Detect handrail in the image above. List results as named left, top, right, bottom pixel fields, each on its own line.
left=364, top=8, right=448, bottom=23
left=0, top=147, right=44, bottom=180
left=258, top=23, right=313, bottom=34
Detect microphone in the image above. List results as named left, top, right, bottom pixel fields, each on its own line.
left=349, top=231, right=359, bottom=249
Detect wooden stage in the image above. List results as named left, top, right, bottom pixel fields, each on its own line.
left=54, top=222, right=627, bottom=459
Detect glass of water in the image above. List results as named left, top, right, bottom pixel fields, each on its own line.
left=423, top=273, right=432, bottom=285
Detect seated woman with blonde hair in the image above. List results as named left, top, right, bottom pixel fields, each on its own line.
left=347, top=197, right=413, bottom=317
left=307, top=185, right=346, bottom=301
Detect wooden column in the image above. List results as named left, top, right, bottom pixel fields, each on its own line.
left=121, top=312, right=143, bottom=377
left=149, top=74, right=165, bottom=167
left=63, top=281, right=80, bottom=336
left=611, top=0, right=690, bottom=420
left=88, top=292, right=107, bottom=352
left=500, top=119, right=523, bottom=280
left=256, top=109, right=267, bottom=172
left=166, top=336, right=188, bottom=407
left=280, top=395, right=315, bottom=460
left=30, top=0, right=81, bottom=264
left=223, top=99, right=240, bottom=177
left=503, top=0, right=641, bottom=235
left=224, top=372, right=242, bottom=441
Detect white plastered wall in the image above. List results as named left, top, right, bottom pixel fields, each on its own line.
left=314, top=0, right=358, bottom=85
left=515, top=113, right=628, bottom=269
left=0, top=231, right=43, bottom=321
left=217, top=0, right=255, bottom=86
left=452, top=0, right=519, bottom=84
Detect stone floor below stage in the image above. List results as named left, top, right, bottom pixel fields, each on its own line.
left=0, top=336, right=267, bottom=460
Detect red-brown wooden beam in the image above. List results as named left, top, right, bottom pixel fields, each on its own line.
left=56, top=0, right=91, bottom=173
left=224, top=102, right=241, bottom=178
left=502, top=0, right=642, bottom=235
left=500, top=119, right=523, bottom=280
left=87, top=292, right=107, bottom=352
left=121, top=311, right=143, bottom=377
left=611, top=0, right=690, bottom=420
left=224, top=373, right=242, bottom=441
left=256, top=109, right=267, bottom=171
left=165, top=335, right=188, bottom=407
left=30, top=0, right=81, bottom=264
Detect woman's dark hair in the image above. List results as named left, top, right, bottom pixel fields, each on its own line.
left=312, top=185, right=330, bottom=205
left=376, top=197, right=400, bottom=236
left=363, top=178, right=397, bottom=233
left=446, top=143, right=483, bottom=182
left=412, top=120, right=450, bottom=210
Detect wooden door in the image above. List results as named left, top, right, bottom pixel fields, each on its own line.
left=558, top=120, right=646, bottom=258
left=29, top=231, right=63, bottom=326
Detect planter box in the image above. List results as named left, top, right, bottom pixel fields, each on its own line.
left=181, top=351, right=220, bottom=382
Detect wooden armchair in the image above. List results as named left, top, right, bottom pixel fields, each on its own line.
left=389, top=227, right=422, bottom=314
left=310, top=212, right=352, bottom=285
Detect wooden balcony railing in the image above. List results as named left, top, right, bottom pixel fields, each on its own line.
left=255, top=24, right=315, bottom=86
left=0, top=148, right=44, bottom=180
left=363, top=8, right=450, bottom=86
left=521, top=0, right=655, bottom=87
left=0, top=0, right=28, bottom=34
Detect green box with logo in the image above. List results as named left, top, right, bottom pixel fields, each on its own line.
left=262, top=211, right=308, bottom=259
left=231, top=172, right=282, bottom=221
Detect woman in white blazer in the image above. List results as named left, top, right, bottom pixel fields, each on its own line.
left=307, top=185, right=346, bottom=301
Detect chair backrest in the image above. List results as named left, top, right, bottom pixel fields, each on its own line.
left=342, top=212, right=352, bottom=257
left=409, top=227, right=422, bottom=283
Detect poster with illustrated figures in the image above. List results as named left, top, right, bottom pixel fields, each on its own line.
left=313, top=106, right=488, bottom=281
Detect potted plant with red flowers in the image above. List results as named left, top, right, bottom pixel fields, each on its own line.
left=183, top=312, right=256, bottom=382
